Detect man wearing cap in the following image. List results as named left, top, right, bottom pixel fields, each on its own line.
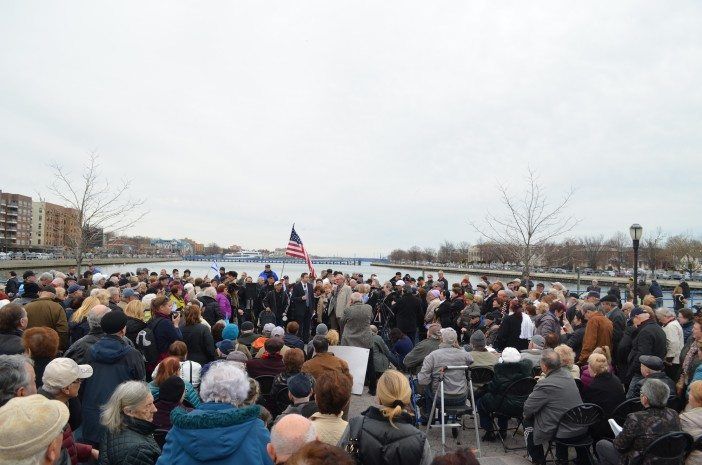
left=256, top=326, right=290, bottom=358
left=601, top=294, right=626, bottom=354
left=263, top=280, right=289, bottom=327
left=81, top=311, right=145, bottom=446
left=466, top=330, right=498, bottom=376
left=63, top=283, right=85, bottom=309
left=24, top=285, right=69, bottom=350
left=0, top=394, right=69, bottom=465
left=418, top=328, right=473, bottom=417
left=577, top=302, right=613, bottom=365
left=246, top=338, right=286, bottom=379
left=627, top=355, right=676, bottom=399
left=625, top=306, right=667, bottom=396
left=291, top=273, right=315, bottom=341
left=38, top=357, right=97, bottom=463
left=258, top=264, right=279, bottom=282
left=521, top=335, right=547, bottom=367
left=404, top=323, right=442, bottom=375
left=458, top=298, right=483, bottom=344
left=275, top=373, right=318, bottom=420
left=118, top=287, right=139, bottom=310
left=237, top=321, right=261, bottom=348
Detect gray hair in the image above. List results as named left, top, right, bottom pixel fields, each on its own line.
left=38, top=272, right=54, bottom=282
left=87, top=305, right=111, bottom=330
left=350, top=292, right=363, bottom=304
left=641, top=378, right=670, bottom=407
left=540, top=349, right=561, bottom=372
left=202, top=286, right=217, bottom=299
left=581, top=302, right=597, bottom=314
left=655, top=307, right=675, bottom=320
left=0, top=355, right=32, bottom=407
left=270, top=414, right=316, bottom=459
left=370, top=325, right=378, bottom=335
left=108, top=287, right=119, bottom=297
left=199, top=362, right=249, bottom=405
left=100, top=381, right=151, bottom=433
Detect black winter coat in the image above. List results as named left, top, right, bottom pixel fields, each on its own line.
left=181, top=323, right=216, bottom=365
left=342, top=407, right=429, bottom=465
left=494, top=313, right=527, bottom=351
left=626, top=319, right=667, bottom=382
left=98, top=416, right=160, bottom=465
left=199, top=296, right=222, bottom=327
left=583, top=372, right=625, bottom=439
left=392, top=294, right=422, bottom=334
left=0, top=329, right=24, bottom=355
left=125, top=317, right=146, bottom=346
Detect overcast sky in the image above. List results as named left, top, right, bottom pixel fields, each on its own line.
left=1, top=1, right=701, bottom=256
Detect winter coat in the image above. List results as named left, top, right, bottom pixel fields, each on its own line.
left=25, top=297, right=69, bottom=349
left=340, top=302, right=373, bottom=349
left=64, top=328, right=105, bottom=365
left=370, top=334, right=392, bottom=373
left=216, top=292, right=232, bottom=320
left=82, top=335, right=146, bottom=446
left=607, top=307, right=627, bottom=354
left=534, top=311, right=561, bottom=338
left=199, top=296, right=222, bottom=327
left=435, top=298, right=464, bottom=330
left=262, top=290, right=289, bottom=324
left=157, top=403, right=273, bottom=465
left=338, top=406, right=433, bottom=465
left=125, top=317, right=146, bottom=345
left=69, top=318, right=90, bottom=346
left=246, top=353, right=285, bottom=379
left=626, top=318, right=667, bottom=381
left=403, top=338, right=440, bottom=375
left=98, top=416, right=160, bottom=465
left=494, top=313, right=526, bottom=351
left=182, top=323, right=216, bottom=365
left=565, top=325, right=586, bottom=360
left=0, top=328, right=24, bottom=355
left=150, top=313, right=183, bottom=355
left=38, top=388, right=92, bottom=465
left=283, top=332, right=304, bottom=350
left=331, top=284, right=352, bottom=320
left=393, top=293, right=422, bottom=334
left=301, top=352, right=351, bottom=382
left=680, top=407, right=702, bottom=465
left=153, top=400, right=191, bottom=431
left=149, top=380, right=201, bottom=408
left=523, top=367, right=586, bottom=445
left=649, top=281, right=664, bottom=298
left=392, top=336, right=414, bottom=366
left=578, top=312, right=613, bottom=364
left=417, top=346, right=474, bottom=396
left=613, top=406, right=681, bottom=465
left=479, top=359, right=533, bottom=416
left=582, top=372, right=625, bottom=439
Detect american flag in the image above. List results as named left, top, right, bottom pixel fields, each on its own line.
left=286, top=225, right=316, bottom=277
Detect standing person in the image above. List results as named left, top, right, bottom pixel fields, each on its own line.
left=625, top=306, right=667, bottom=395
left=291, top=273, right=315, bottom=341
left=340, top=292, right=373, bottom=349
left=393, top=285, right=422, bottom=343
left=494, top=299, right=529, bottom=351
left=601, top=295, right=626, bottom=356
left=577, top=303, right=613, bottom=365
left=339, top=370, right=434, bottom=465
left=22, top=327, right=59, bottom=388
left=0, top=302, right=27, bottom=355
left=263, top=281, right=290, bottom=328
left=328, top=273, right=351, bottom=334
left=24, top=285, right=69, bottom=350
left=656, top=307, right=684, bottom=380
left=81, top=311, right=146, bottom=447
left=259, top=264, right=279, bottom=282
left=3, top=271, right=19, bottom=299
left=149, top=296, right=183, bottom=363
left=181, top=304, right=216, bottom=365
left=198, top=287, right=223, bottom=326
left=673, top=286, right=686, bottom=313
left=98, top=381, right=160, bottom=465
left=368, top=325, right=393, bottom=394
left=216, top=284, right=232, bottom=322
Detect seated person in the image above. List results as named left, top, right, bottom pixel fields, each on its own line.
left=521, top=335, right=546, bottom=367
left=596, top=378, right=680, bottom=465
left=153, top=376, right=193, bottom=431
left=417, top=328, right=473, bottom=420
left=388, top=328, right=414, bottom=370
left=582, top=353, right=625, bottom=440
left=274, top=373, right=318, bottom=421
left=681, top=380, right=702, bottom=465
left=465, top=330, right=499, bottom=371
left=523, top=350, right=589, bottom=465
left=476, top=347, right=533, bottom=441
left=403, top=324, right=441, bottom=375
left=627, top=355, right=676, bottom=399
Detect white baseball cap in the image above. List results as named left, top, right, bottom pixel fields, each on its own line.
left=42, top=357, right=93, bottom=390
left=395, top=280, right=405, bottom=287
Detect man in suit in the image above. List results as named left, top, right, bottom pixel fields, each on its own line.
left=291, top=273, right=315, bottom=342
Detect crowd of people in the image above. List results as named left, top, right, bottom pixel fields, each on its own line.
left=0, top=263, right=700, bottom=465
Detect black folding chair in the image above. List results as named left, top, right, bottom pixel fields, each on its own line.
left=274, top=387, right=291, bottom=417
left=470, top=367, right=495, bottom=386
left=532, top=365, right=542, bottom=377
left=546, top=403, right=603, bottom=465
left=667, top=395, right=683, bottom=413
left=574, top=378, right=585, bottom=396
left=254, top=375, right=276, bottom=408
left=611, top=398, right=643, bottom=425
left=488, top=377, right=537, bottom=452
left=632, top=431, right=693, bottom=465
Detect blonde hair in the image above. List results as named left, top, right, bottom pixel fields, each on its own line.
left=592, top=346, right=612, bottom=364
left=535, top=302, right=549, bottom=315
left=123, top=300, right=145, bottom=321
left=587, top=353, right=609, bottom=376
left=326, top=329, right=339, bottom=346
left=642, top=295, right=657, bottom=308
left=100, top=381, right=151, bottom=433
left=90, top=288, right=110, bottom=305
left=554, top=344, right=575, bottom=368
left=690, top=381, right=702, bottom=404
left=71, top=296, right=100, bottom=323
left=376, top=370, right=411, bottom=428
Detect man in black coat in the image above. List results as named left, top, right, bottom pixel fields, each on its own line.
left=263, top=280, right=290, bottom=328
left=602, top=295, right=626, bottom=355
left=625, top=307, right=667, bottom=396
left=290, top=273, right=314, bottom=342
left=392, top=286, right=422, bottom=342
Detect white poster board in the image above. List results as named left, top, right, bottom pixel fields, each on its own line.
left=328, top=346, right=370, bottom=395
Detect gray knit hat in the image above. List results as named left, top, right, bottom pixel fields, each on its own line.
left=469, top=330, right=487, bottom=348
left=0, top=395, right=69, bottom=460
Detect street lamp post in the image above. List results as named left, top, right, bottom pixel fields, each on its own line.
left=630, top=224, right=643, bottom=305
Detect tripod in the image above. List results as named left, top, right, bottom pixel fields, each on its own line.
left=426, top=365, right=482, bottom=457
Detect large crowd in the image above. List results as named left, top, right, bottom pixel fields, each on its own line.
left=0, top=264, right=700, bottom=465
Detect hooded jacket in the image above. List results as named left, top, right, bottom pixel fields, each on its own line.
left=157, top=403, right=273, bottom=465
left=82, top=335, right=146, bottom=446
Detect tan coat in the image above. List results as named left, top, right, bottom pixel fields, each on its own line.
left=332, top=285, right=352, bottom=320
left=681, top=406, right=702, bottom=465
left=309, top=412, right=348, bottom=446
left=25, top=297, right=69, bottom=350
left=301, top=352, right=351, bottom=382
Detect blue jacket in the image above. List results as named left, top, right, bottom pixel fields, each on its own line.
left=151, top=314, right=183, bottom=355
left=649, top=281, right=663, bottom=298
left=258, top=270, right=279, bottom=281
left=82, top=335, right=146, bottom=446
left=157, top=403, right=273, bottom=465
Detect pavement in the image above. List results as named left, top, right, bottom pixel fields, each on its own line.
left=348, top=387, right=533, bottom=465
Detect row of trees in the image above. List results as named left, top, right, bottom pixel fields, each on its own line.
left=388, top=231, right=702, bottom=274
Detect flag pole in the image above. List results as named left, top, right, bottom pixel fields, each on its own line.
left=280, top=223, right=293, bottom=280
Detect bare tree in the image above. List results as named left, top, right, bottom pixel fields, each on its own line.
left=437, top=240, right=457, bottom=264
left=388, top=249, right=409, bottom=263
left=641, top=227, right=665, bottom=271
left=608, top=231, right=630, bottom=271
left=666, top=234, right=702, bottom=274
left=580, top=235, right=607, bottom=269
left=47, top=152, right=146, bottom=271
left=407, top=246, right=423, bottom=264
left=422, top=247, right=437, bottom=263
left=471, top=169, right=578, bottom=277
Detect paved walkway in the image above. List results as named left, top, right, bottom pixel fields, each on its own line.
left=348, top=388, right=532, bottom=465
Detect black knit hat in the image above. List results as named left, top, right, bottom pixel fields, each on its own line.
left=100, top=311, right=127, bottom=334
left=159, top=376, right=185, bottom=402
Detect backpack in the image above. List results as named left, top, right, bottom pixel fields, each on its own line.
left=135, top=317, right=165, bottom=364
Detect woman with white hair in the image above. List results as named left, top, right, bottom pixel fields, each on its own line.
left=157, top=362, right=272, bottom=465
left=99, top=380, right=160, bottom=465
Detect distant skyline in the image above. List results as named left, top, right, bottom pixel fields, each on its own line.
left=1, top=2, right=701, bottom=255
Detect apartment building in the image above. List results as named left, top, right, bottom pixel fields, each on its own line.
left=31, top=201, right=80, bottom=248
left=0, top=191, right=33, bottom=248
